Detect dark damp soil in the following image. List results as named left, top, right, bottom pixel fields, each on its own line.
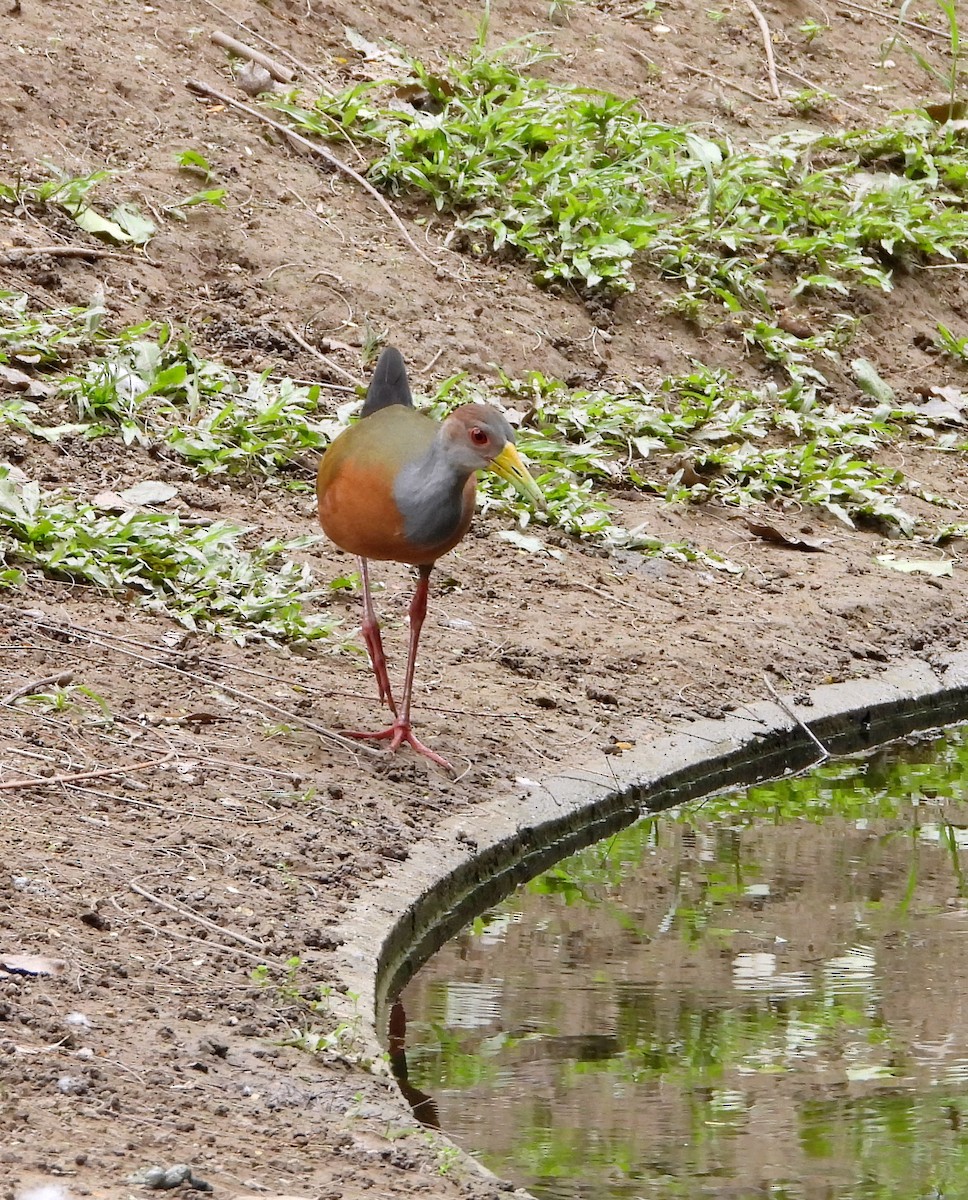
left=2, top=0, right=968, bottom=1196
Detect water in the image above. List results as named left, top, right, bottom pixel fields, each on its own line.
left=396, top=725, right=968, bottom=1199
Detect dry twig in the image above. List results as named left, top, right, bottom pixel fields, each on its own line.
left=282, top=322, right=363, bottom=386
left=762, top=673, right=830, bottom=762
left=11, top=610, right=384, bottom=760
left=2, top=670, right=74, bottom=705
left=1, top=245, right=137, bottom=263
left=741, top=0, right=781, bottom=100
left=118, top=906, right=283, bottom=968
left=571, top=580, right=637, bottom=610
left=834, top=0, right=947, bottom=37
left=775, top=65, right=868, bottom=116
left=197, top=0, right=325, bottom=85
left=129, top=879, right=269, bottom=952
left=669, top=58, right=768, bottom=104
left=211, top=30, right=294, bottom=83
left=185, top=77, right=454, bottom=277
left=0, top=750, right=175, bottom=793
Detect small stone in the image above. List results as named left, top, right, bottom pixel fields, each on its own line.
left=57, top=1075, right=88, bottom=1095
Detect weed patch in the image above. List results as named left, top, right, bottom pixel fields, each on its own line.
left=0, top=468, right=333, bottom=644
left=269, top=30, right=968, bottom=381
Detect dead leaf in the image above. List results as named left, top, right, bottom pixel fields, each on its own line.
left=924, top=99, right=967, bottom=124
left=913, top=384, right=967, bottom=425
left=746, top=519, right=829, bottom=552
left=875, top=554, right=953, bottom=577
left=776, top=310, right=815, bottom=339
left=1, top=953, right=67, bottom=977
left=0, top=363, right=35, bottom=390
left=497, top=530, right=563, bottom=559
left=118, top=480, right=179, bottom=506
left=92, top=490, right=128, bottom=512
left=343, top=26, right=409, bottom=67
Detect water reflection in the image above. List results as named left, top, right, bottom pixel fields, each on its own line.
left=397, top=726, right=968, bottom=1199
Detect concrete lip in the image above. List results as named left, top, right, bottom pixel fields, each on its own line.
left=331, top=650, right=968, bottom=1163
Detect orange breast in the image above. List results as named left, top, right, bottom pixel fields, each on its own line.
left=318, top=452, right=476, bottom=567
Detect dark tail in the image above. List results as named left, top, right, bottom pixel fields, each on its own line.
left=361, top=346, right=413, bottom=417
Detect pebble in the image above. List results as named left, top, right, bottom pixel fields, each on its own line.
left=141, top=1163, right=213, bottom=1191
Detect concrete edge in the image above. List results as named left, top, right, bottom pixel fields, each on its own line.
left=329, top=650, right=968, bottom=1172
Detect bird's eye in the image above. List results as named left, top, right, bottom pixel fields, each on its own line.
left=470, top=427, right=489, bottom=446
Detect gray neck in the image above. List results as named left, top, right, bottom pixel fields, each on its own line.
left=393, top=440, right=469, bottom=550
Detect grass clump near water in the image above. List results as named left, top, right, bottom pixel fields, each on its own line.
left=2, top=286, right=965, bottom=627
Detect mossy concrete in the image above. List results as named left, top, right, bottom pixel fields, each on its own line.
left=331, top=651, right=968, bottom=1151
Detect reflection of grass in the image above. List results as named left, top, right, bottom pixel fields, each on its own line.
left=405, top=725, right=968, bottom=1199
left=686, top=723, right=968, bottom=826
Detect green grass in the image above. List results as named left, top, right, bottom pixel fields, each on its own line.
left=0, top=165, right=225, bottom=245
left=2, top=286, right=965, bottom=639
left=0, top=466, right=333, bottom=644
left=61, top=331, right=334, bottom=479
left=267, top=29, right=968, bottom=383
left=0, top=293, right=736, bottom=569
left=490, top=366, right=961, bottom=537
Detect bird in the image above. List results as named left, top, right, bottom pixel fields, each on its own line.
left=317, top=346, right=545, bottom=771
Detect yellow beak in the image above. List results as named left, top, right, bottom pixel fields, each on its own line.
left=490, top=442, right=547, bottom=511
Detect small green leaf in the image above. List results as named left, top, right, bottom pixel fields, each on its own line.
left=66, top=205, right=136, bottom=244
left=851, top=359, right=896, bottom=405
left=176, top=149, right=215, bottom=180
left=168, top=188, right=228, bottom=211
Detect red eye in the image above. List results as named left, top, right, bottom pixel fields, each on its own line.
left=470, top=427, right=489, bottom=446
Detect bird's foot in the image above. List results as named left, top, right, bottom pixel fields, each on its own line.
left=340, top=721, right=454, bottom=773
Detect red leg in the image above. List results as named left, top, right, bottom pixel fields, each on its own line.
left=342, top=565, right=453, bottom=772
left=358, top=557, right=396, bottom=714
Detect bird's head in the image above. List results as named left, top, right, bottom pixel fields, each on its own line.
left=442, top=404, right=546, bottom=510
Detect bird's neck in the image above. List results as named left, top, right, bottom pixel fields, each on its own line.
left=393, top=436, right=472, bottom=550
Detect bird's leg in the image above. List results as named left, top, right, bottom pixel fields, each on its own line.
left=341, top=565, right=454, bottom=773
left=385, top=566, right=454, bottom=770
left=358, top=557, right=397, bottom=714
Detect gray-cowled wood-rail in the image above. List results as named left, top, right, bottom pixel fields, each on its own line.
left=317, top=346, right=545, bottom=771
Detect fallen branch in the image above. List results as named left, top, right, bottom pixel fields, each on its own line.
left=1, top=245, right=137, bottom=263
left=2, top=670, right=74, bottom=705
left=741, top=0, right=781, bottom=100
left=129, top=879, right=268, bottom=952
left=282, top=322, right=363, bottom=386
left=211, top=30, right=294, bottom=83
left=762, top=673, right=830, bottom=762
left=0, top=750, right=175, bottom=792
left=184, top=77, right=454, bottom=277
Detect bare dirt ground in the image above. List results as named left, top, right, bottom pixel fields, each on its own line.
left=1, top=0, right=967, bottom=1196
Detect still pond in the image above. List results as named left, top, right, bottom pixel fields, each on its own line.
left=396, top=725, right=968, bottom=1199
